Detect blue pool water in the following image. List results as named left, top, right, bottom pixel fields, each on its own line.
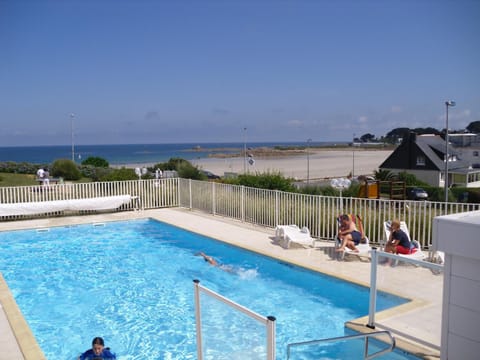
left=0, top=219, right=417, bottom=359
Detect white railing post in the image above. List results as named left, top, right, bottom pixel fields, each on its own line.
left=266, top=315, right=276, bottom=360
left=189, top=179, right=192, bottom=210
left=212, top=182, right=216, bottom=216
left=367, top=247, right=378, bottom=329
left=241, top=186, right=245, bottom=222
left=193, top=280, right=203, bottom=360
left=275, top=191, right=279, bottom=226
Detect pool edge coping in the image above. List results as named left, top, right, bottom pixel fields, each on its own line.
left=0, top=273, right=46, bottom=360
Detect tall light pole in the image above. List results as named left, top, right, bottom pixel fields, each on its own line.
left=243, top=127, right=247, bottom=174
left=444, top=100, right=456, bottom=202
left=306, top=138, right=312, bottom=184
left=70, top=113, right=75, bottom=162
left=352, top=133, right=356, bottom=178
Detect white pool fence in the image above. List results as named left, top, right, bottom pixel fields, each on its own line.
left=1, top=178, right=479, bottom=249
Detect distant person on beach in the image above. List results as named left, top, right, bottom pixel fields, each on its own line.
left=43, top=168, right=50, bottom=186
left=385, top=219, right=416, bottom=256
left=78, top=337, right=116, bottom=360
left=335, top=214, right=360, bottom=252
left=37, top=168, right=45, bottom=179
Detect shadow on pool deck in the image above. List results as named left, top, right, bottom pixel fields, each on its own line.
left=0, top=208, right=442, bottom=359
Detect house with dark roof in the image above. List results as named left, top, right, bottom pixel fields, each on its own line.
left=379, top=133, right=480, bottom=188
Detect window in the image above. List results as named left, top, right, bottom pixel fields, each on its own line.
left=473, top=151, right=479, bottom=157
left=416, top=155, right=425, bottom=166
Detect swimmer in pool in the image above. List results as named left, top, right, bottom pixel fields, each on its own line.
left=78, top=337, right=116, bottom=360
left=196, top=252, right=218, bottom=266
left=195, top=252, right=235, bottom=273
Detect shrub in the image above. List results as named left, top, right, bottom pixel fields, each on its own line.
left=147, top=158, right=204, bottom=180
left=226, top=172, right=296, bottom=192
left=397, top=171, right=428, bottom=186
left=0, top=161, right=49, bottom=174
left=51, top=159, right=81, bottom=180
left=99, top=168, right=137, bottom=181
left=79, top=165, right=113, bottom=182
left=177, top=162, right=204, bottom=180
left=81, top=156, right=109, bottom=168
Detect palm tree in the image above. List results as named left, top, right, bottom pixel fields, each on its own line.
left=374, top=169, right=395, bottom=181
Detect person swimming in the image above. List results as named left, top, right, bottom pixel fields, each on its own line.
left=78, top=337, right=116, bottom=360
left=196, top=252, right=218, bottom=266
left=195, top=252, right=235, bottom=273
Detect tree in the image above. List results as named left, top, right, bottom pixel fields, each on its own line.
left=466, top=121, right=480, bottom=134
left=360, top=133, right=376, bottom=142
left=385, top=127, right=410, bottom=143
left=374, top=169, right=395, bottom=181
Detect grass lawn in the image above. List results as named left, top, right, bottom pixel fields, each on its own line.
left=0, top=172, right=38, bottom=187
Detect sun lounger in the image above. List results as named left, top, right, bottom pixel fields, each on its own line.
left=383, top=220, right=426, bottom=261
left=275, top=225, right=315, bottom=249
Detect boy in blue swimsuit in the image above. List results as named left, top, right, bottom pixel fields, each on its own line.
left=79, top=337, right=116, bottom=360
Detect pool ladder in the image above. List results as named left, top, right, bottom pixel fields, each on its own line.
left=286, top=330, right=396, bottom=359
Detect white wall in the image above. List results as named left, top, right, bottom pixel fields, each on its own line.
left=433, top=211, right=480, bottom=360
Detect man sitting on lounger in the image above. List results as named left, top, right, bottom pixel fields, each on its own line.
left=336, top=214, right=361, bottom=253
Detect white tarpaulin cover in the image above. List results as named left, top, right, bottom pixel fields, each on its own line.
left=0, top=195, right=133, bottom=216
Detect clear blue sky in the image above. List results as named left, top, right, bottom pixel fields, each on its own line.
left=1, top=0, right=479, bottom=146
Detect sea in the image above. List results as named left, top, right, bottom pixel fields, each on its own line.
left=0, top=142, right=346, bottom=166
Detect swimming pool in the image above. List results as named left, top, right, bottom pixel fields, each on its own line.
left=0, top=219, right=417, bottom=359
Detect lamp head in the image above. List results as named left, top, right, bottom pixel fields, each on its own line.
left=445, top=100, right=456, bottom=107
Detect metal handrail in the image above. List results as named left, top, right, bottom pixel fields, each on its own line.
left=286, top=330, right=396, bottom=360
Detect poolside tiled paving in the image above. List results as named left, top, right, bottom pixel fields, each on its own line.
left=0, top=208, right=442, bottom=359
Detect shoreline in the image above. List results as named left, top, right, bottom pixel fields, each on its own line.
left=115, top=148, right=393, bottom=181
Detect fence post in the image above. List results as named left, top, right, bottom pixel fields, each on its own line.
left=193, top=280, right=203, bottom=360
left=212, top=182, right=216, bottom=216
left=189, top=179, right=192, bottom=210
left=241, top=186, right=245, bottom=222
left=367, top=247, right=378, bottom=329
left=275, top=191, right=279, bottom=226
left=266, top=315, right=276, bottom=360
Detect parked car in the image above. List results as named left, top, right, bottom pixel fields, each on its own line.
left=408, top=187, right=428, bottom=200
left=201, top=170, right=220, bottom=179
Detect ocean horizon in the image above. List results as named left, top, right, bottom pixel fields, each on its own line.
left=0, top=141, right=348, bottom=165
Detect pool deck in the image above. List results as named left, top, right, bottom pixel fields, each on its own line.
left=0, top=208, right=442, bottom=359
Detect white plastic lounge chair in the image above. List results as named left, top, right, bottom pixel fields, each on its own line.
left=335, top=214, right=371, bottom=258
left=383, top=220, right=426, bottom=261
left=275, top=225, right=315, bottom=249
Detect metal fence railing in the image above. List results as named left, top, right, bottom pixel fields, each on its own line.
left=2, top=178, right=479, bottom=249
left=0, top=178, right=179, bottom=221
left=178, top=178, right=480, bottom=249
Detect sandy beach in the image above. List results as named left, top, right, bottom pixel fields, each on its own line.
left=191, top=149, right=393, bottom=181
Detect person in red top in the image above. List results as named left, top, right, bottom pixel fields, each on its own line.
left=385, top=220, right=416, bottom=255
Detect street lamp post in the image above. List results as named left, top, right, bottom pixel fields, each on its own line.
left=243, top=127, right=247, bottom=174
left=307, top=138, right=312, bottom=184
left=70, top=113, right=75, bottom=162
left=352, top=133, right=356, bottom=178
left=444, top=100, right=456, bottom=202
